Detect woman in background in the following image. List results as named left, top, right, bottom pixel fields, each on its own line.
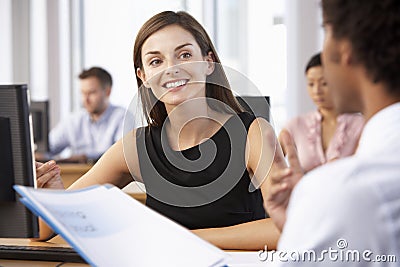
left=279, top=52, right=364, bottom=173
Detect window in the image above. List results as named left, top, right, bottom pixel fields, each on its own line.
left=214, top=0, right=287, bottom=131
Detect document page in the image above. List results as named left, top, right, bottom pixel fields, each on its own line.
left=15, top=185, right=227, bottom=267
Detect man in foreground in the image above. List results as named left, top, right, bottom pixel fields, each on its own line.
left=265, top=0, right=400, bottom=265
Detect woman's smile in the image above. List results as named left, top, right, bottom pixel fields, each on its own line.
left=163, top=79, right=189, bottom=92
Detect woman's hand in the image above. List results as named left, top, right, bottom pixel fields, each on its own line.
left=35, top=161, right=64, bottom=189
left=32, top=161, right=64, bottom=241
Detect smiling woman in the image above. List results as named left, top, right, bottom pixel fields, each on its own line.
left=35, top=10, right=283, bottom=251
left=136, top=25, right=214, bottom=108
left=133, top=12, right=244, bottom=128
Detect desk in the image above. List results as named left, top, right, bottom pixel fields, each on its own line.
left=59, top=163, right=147, bottom=205
left=59, top=164, right=93, bottom=188
left=0, top=259, right=86, bottom=266
left=0, top=238, right=261, bottom=266
left=0, top=237, right=88, bottom=266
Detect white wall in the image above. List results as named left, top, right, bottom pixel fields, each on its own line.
left=246, top=0, right=287, bottom=130
left=285, top=0, right=324, bottom=120
left=0, top=0, right=13, bottom=83
left=82, top=0, right=185, bottom=110
left=30, top=0, right=48, bottom=101
left=0, top=0, right=30, bottom=85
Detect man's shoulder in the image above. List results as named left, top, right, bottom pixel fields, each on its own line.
left=290, top=158, right=350, bottom=204
left=109, top=104, right=126, bottom=113
left=293, top=153, right=400, bottom=211
left=108, top=104, right=127, bottom=118
left=285, top=154, right=400, bottom=253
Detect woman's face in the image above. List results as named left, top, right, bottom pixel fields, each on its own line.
left=306, top=66, right=335, bottom=110
left=137, top=24, right=214, bottom=107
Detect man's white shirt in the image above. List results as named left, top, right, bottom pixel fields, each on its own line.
left=272, top=103, right=400, bottom=266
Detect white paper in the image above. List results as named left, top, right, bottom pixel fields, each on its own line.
left=15, top=185, right=227, bottom=267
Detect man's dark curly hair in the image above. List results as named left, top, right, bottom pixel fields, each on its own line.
left=322, top=0, right=400, bottom=95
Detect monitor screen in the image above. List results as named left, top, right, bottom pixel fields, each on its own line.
left=236, top=96, right=270, bottom=122
left=0, top=84, right=39, bottom=238
left=30, top=101, right=50, bottom=153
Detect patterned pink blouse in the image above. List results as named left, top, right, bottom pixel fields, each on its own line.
left=284, top=111, right=364, bottom=173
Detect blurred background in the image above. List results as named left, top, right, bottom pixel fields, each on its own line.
left=0, top=0, right=323, bottom=132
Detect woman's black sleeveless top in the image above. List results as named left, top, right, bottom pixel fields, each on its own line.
left=136, top=112, right=266, bottom=229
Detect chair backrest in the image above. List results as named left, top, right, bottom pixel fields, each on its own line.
left=236, top=96, right=270, bottom=122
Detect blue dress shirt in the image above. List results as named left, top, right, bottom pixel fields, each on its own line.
left=49, top=104, right=130, bottom=160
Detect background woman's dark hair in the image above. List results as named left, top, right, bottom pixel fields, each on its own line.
left=133, top=11, right=243, bottom=127
left=322, top=0, right=400, bottom=96
left=305, top=52, right=322, bottom=74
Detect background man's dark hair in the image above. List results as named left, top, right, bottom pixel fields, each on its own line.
left=322, top=0, right=400, bottom=95
left=305, top=52, right=322, bottom=74
left=79, top=67, right=113, bottom=89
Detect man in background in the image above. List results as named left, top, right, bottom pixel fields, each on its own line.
left=265, top=0, right=400, bottom=265
left=48, top=67, right=127, bottom=162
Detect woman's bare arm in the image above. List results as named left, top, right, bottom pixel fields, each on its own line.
left=68, top=131, right=141, bottom=190
left=192, top=118, right=285, bottom=250
left=192, top=218, right=280, bottom=250
left=35, top=130, right=141, bottom=240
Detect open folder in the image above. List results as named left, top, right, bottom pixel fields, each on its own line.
left=14, top=184, right=228, bottom=267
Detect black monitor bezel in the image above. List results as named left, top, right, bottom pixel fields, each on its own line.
left=0, top=84, right=39, bottom=238
left=30, top=100, right=50, bottom=153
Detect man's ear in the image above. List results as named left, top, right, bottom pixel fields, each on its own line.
left=204, top=51, right=215, bottom=76
left=105, top=86, right=111, bottom=97
left=137, top=68, right=150, bottom=88
left=339, top=40, right=354, bottom=66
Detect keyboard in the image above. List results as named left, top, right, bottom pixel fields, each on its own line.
left=0, top=244, right=86, bottom=263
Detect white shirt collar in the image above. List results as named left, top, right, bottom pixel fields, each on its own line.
left=356, top=102, right=400, bottom=156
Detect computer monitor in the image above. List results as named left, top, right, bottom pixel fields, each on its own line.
left=0, top=84, right=39, bottom=238
left=30, top=101, right=50, bottom=153
left=236, top=96, right=270, bottom=122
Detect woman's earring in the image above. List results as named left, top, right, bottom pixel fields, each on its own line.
left=143, top=81, right=150, bottom=88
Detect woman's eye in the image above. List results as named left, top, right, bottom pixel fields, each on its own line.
left=149, top=59, right=161, bottom=66
left=179, top=52, right=192, bottom=59
left=308, top=83, right=314, bottom=87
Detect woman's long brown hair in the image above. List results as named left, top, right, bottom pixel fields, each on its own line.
left=133, top=11, right=243, bottom=127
